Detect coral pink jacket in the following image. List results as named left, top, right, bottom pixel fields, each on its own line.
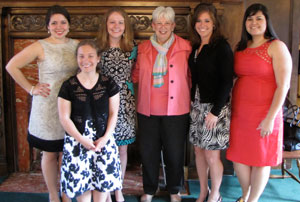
left=132, top=34, right=192, bottom=116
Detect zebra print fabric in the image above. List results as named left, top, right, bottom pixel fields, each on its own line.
left=189, top=88, right=231, bottom=150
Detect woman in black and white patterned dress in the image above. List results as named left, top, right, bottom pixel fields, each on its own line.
left=58, top=40, right=122, bottom=202
left=97, top=7, right=137, bottom=202
left=188, top=3, right=233, bottom=202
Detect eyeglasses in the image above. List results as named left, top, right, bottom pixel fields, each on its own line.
left=154, top=22, right=173, bottom=28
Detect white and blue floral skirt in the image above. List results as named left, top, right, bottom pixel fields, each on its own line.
left=60, top=120, right=122, bottom=198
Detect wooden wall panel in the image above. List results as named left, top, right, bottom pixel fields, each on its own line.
left=290, top=0, right=300, bottom=104
left=0, top=1, right=215, bottom=172
left=0, top=7, right=7, bottom=175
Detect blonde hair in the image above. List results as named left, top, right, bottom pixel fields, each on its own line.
left=97, top=7, right=134, bottom=52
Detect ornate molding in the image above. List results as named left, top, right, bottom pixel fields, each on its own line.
left=174, top=16, right=188, bottom=32
left=11, top=15, right=45, bottom=31
left=10, top=14, right=188, bottom=33
left=70, top=15, right=102, bottom=32
left=130, top=15, right=152, bottom=31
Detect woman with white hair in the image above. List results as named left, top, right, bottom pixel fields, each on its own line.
left=132, top=6, right=191, bottom=202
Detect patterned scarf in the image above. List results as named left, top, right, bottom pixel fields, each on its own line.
left=150, top=33, right=175, bottom=88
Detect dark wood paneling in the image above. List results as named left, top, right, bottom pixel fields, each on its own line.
left=0, top=7, right=8, bottom=176
left=289, top=0, right=300, bottom=104
left=1, top=0, right=299, bottom=176
left=0, top=1, right=209, bottom=173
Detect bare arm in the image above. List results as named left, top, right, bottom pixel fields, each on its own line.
left=6, top=41, right=50, bottom=97
left=94, top=93, right=120, bottom=151
left=258, top=40, right=292, bottom=137
left=58, top=97, right=95, bottom=150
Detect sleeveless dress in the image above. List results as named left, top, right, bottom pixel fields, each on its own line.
left=59, top=75, right=122, bottom=198
left=27, top=39, right=78, bottom=152
left=100, top=45, right=137, bottom=146
left=226, top=41, right=283, bottom=166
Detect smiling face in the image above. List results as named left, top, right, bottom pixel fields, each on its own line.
left=107, top=11, right=125, bottom=42
left=195, top=11, right=214, bottom=42
left=245, top=11, right=267, bottom=37
left=77, top=45, right=100, bottom=74
left=152, top=17, right=175, bottom=45
left=47, top=14, right=69, bottom=40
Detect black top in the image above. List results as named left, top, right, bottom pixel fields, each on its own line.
left=58, top=74, right=120, bottom=138
left=188, top=37, right=234, bottom=116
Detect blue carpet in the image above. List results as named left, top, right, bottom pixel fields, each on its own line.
left=188, top=159, right=300, bottom=202
left=188, top=175, right=300, bottom=202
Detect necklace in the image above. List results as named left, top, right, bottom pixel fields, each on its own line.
left=194, top=50, right=198, bottom=63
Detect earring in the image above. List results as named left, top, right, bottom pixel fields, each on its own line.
left=47, top=29, right=50, bottom=34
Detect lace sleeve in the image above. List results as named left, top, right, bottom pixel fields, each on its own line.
left=108, top=77, right=121, bottom=97
left=58, top=79, right=72, bottom=101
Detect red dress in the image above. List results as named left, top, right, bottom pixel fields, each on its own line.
left=226, top=41, right=283, bottom=166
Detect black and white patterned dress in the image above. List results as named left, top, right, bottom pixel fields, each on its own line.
left=58, top=75, right=122, bottom=198
left=100, top=45, right=137, bottom=146
left=188, top=38, right=233, bottom=151
left=189, top=87, right=231, bottom=150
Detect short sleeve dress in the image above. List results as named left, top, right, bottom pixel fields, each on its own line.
left=58, top=75, right=122, bottom=198
left=28, top=39, right=78, bottom=152
left=100, top=45, right=137, bottom=146
left=226, top=40, right=283, bottom=166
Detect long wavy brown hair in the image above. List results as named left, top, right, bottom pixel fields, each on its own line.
left=97, top=7, right=134, bottom=52
left=190, top=3, right=223, bottom=48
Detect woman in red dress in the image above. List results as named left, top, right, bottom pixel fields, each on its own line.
left=226, top=3, right=292, bottom=202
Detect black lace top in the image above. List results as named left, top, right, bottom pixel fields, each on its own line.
left=58, top=74, right=120, bottom=138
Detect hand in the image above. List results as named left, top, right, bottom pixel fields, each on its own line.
left=32, top=83, right=51, bottom=97
left=257, top=118, right=274, bottom=138
left=205, top=112, right=218, bottom=130
left=94, top=136, right=109, bottom=152
left=79, top=136, right=96, bottom=151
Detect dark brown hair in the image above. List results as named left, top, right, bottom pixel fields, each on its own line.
left=45, top=5, right=70, bottom=26
left=236, top=3, right=278, bottom=51
left=190, top=3, right=223, bottom=47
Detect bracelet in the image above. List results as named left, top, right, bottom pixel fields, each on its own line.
left=29, top=86, right=35, bottom=96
